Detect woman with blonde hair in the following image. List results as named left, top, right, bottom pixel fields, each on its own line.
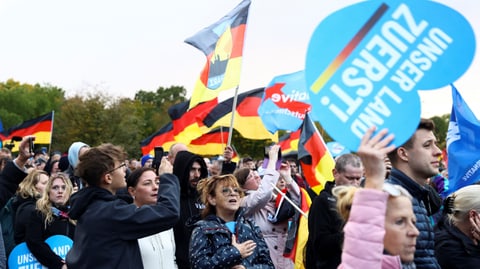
left=189, top=174, right=274, bottom=269
left=25, top=173, right=75, bottom=269
left=335, top=127, right=419, bottom=269
left=435, top=184, right=480, bottom=268
left=13, top=169, right=49, bottom=244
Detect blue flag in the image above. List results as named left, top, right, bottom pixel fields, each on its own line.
left=258, top=71, right=311, bottom=133
left=446, top=85, right=480, bottom=195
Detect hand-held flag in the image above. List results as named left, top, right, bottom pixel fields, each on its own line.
left=446, top=85, right=480, bottom=195
left=186, top=0, right=251, bottom=109
left=298, top=113, right=335, bottom=194
left=1, top=111, right=54, bottom=152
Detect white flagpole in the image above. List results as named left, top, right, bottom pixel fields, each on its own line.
left=227, top=86, right=239, bottom=146
left=270, top=182, right=308, bottom=218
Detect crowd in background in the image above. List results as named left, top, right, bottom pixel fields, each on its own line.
left=0, top=118, right=479, bottom=269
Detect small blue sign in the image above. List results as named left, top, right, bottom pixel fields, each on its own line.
left=8, top=235, right=73, bottom=269
left=305, top=0, right=475, bottom=151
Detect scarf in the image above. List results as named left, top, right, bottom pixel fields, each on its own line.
left=51, top=206, right=69, bottom=219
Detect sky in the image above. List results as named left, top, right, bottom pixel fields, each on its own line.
left=0, top=0, right=478, bottom=119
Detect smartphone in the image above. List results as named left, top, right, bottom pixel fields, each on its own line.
left=153, top=146, right=164, bottom=170
left=28, top=137, right=35, bottom=154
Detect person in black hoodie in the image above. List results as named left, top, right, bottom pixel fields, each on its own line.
left=66, top=143, right=180, bottom=269
left=172, top=151, right=208, bottom=269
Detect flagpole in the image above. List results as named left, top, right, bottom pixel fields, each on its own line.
left=270, top=182, right=308, bottom=218
left=49, top=110, right=54, bottom=154
left=227, top=86, right=240, bottom=146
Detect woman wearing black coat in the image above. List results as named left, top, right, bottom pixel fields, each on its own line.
left=435, top=184, right=480, bottom=268
left=26, top=173, right=75, bottom=269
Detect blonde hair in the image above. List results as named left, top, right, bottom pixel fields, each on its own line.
left=444, top=185, right=480, bottom=225
left=36, top=173, right=75, bottom=227
left=332, top=186, right=358, bottom=221
left=332, top=183, right=412, bottom=222
left=196, top=174, right=244, bottom=219
left=17, top=170, right=48, bottom=199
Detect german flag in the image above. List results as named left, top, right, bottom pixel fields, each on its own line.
left=185, top=0, right=251, bottom=109
left=168, top=98, right=218, bottom=144
left=1, top=111, right=54, bottom=152
left=298, top=113, right=335, bottom=194
left=140, top=122, right=176, bottom=155
left=284, top=188, right=311, bottom=269
left=189, top=127, right=229, bottom=156
left=278, top=129, right=300, bottom=156
left=201, top=88, right=277, bottom=141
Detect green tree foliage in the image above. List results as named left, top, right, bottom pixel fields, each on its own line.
left=53, top=93, right=147, bottom=158
left=431, top=114, right=449, bottom=150
left=0, top=79, right=65, bottom=129
left=135, top=86, right=187, bottom=137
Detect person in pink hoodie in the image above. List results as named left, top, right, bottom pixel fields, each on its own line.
left=335, top=127, right=420, bottom=269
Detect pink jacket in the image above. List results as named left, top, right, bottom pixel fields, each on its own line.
left=338, top=189, right=402, bottom=269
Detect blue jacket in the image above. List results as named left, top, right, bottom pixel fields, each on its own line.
left=66, top=173, right=180, bottom=269
left=387, top=168, right=440, bottom=269
left=189, top=209, right=274, bottom=269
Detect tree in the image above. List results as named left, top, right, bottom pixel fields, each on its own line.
left=0, top=79, right=64, bottom=129
left=431, top=114, right=449, bottom=150
left=135, top=86, right=187, bottom=137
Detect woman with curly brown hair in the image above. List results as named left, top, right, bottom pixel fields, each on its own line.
left=189, top=174, right=274, bottom=269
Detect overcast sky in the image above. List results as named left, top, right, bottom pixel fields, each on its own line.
left=0, top=0, right=478, bottom=118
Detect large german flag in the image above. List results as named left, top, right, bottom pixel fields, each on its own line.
left=298, top=113, right=335, bottom=194
left=1, top=111, right=54, bottom=152
left=201, top=88, right=277, bottom=141
left=189, top=127, right=229, bottom=156
left=140, top=122, right=176, bottom=156
left=278, top=129, right=300, bottom=156
left=168, top=98, right=218, bottom=144
left=185, top=0, right=251, bottom=109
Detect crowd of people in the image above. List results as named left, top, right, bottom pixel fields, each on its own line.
left=0, top=118, right=479, bottom=268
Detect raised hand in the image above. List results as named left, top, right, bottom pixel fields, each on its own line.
left=158, top=156, right=173, bottom=175
left=357, top=126, right=395, bottom=190
left=266, top=145, right=280, bottom=170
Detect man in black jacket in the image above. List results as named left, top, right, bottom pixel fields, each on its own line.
left=386, top=118, right=442, bottom=269
left=0, top=136, right=33, bottom=268
left=305, top=153, right=363, bottom=269
left=172, top=151, right=208, bottom=269
left=66, top=143, right=180, bottom=269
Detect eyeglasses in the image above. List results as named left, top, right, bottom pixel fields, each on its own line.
left=106, top=163, right=126, bottom=174
left=221, top=187, right=240, bottom=196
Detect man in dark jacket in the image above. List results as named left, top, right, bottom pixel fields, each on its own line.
left=66, top=143, right=180, bottom=269
left=172, top=151, right=208, bottom=269
left=305, top=153, right=363, bottom=269
left=386, top=118, right=441, bottom=269
left=0, top=136, right=32, bottom=268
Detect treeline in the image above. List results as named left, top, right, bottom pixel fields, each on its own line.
left=0, top=80, right=269, bottom=159
left=0, top=79, right=450, bottom=159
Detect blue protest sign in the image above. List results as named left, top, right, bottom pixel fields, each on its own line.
left=305, top=0, right=475, bottom=151
left=258, top=71, right=311, bottom=133
left=8, top=235, right=73, bottom=269
left=326, top=141, right=351, bottom=158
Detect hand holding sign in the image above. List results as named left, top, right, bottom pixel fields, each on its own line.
left=305, top=0, right=475, bottom=151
